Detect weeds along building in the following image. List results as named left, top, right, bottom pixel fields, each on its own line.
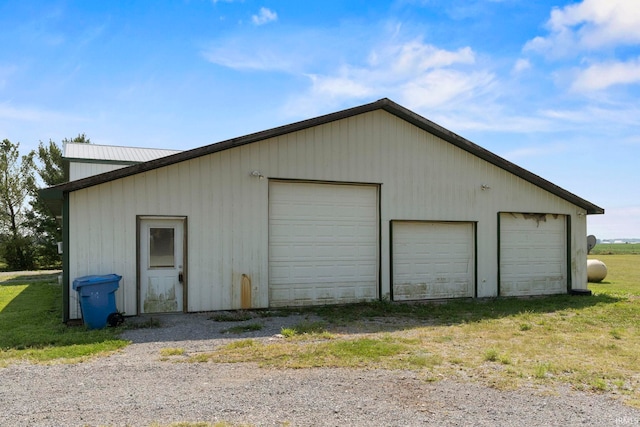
left=40, top=98, right=604, bottom=322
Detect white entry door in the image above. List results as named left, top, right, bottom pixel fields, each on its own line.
left=139, top=217, right=186, bottom=313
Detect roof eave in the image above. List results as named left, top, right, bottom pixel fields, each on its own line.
left=38, top=187, right=64, bottom=217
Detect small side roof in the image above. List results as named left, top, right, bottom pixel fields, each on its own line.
left=64, top=143, right=182, bottom=163
left=41, top=98, right=604, bottom=215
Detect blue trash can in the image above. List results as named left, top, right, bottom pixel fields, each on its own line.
left=72, top=274, right=122, bottom=329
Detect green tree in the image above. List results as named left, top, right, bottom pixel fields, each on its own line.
left=0, top=139, right=36, bottom=270
left=35, top=139, right=64, bottom=186
left=27, top=134, right=90, bottom=267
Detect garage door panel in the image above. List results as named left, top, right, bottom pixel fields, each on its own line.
left=269, top=182, right=378, bottom=307
left=500, top=213, right=567, bottom=296
left=270, top=223, right=375, bottom=242
left=269, top=282, right=375, bottom=307
left=392, top=221, right=475, bottom=301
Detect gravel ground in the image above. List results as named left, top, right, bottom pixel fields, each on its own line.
left=1, top=312, right=639, bottom=427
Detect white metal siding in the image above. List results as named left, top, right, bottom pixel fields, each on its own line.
left=66, top=110, right=588, bottom=319
left=69, top=163, right=129, bottom=181
left=392, top=221, right=474, bottom=300
left=268, top=181, right=378, bottom=306
left=500, top=213, right=567, bottom=296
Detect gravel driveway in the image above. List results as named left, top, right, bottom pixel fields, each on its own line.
left=1, top=312, right=639, bottom=427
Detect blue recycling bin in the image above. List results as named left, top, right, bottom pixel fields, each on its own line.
left=72, top=274, right=121, bottom=329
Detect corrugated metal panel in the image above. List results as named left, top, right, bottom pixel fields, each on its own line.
left=69, top=163, right=126, bottom=181
left=67, top=110, right=588, bottom=318
left=64, top=143, right=181, bottom=162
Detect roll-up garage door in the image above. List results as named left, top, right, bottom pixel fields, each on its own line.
left=392, top=221, right=475, bottom=301
left=269, top=181, right=378, bottom=307
left=499, top=213, right=567, bottom=296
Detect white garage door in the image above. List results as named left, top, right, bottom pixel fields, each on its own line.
left=392, top=221, right=475, bottom=301
left=269, top=181, right=378, bottom=307
left=500, top=213, right=567, bottom=296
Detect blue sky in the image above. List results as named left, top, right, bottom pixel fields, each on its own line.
left=1, top=0, right=639, bottom=239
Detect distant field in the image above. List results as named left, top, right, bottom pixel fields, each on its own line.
left=590, top=243, right=640, bottom=255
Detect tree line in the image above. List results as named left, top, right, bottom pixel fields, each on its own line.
left=0, top=134, right=89, bottom=271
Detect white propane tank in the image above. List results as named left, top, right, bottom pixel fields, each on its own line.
left=587, top=259, right=608, bottom=282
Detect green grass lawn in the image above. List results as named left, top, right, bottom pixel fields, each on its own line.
left=2, top=255, right=639, bottom=407
left=591, top=243, right=640, bottom=255
left=198, top=254, right=640, bottom=407
left=0, top=275, right=128, bottom=366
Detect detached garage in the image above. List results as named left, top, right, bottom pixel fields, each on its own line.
left=40, top=98, right=603, bottom=322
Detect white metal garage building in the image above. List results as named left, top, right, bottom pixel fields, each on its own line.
left=40, top=98, right=604, bottom=322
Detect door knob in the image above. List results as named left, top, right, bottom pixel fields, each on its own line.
left=178, top=272, right=184, bottom=283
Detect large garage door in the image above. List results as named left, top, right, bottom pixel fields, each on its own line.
left=392, top=221, right=475, bottom=301
left=269, top=181, right=378, bottom=307
left=500, top=213, right=567, bottom=296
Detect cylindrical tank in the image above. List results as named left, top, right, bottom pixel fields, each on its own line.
left=587, top=259, right=608, bottom=283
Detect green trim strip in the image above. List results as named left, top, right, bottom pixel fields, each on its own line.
left=566, top=215, right=572, bottom=292
left=62, top=194, right=70, bottom=323
left=496, top=212, right=502, bottom=297
left=389, top=220, right=394, bottom=301
left=474, top=221, right=478, bottom=299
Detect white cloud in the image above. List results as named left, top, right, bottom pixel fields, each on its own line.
left=0, top=102, right=87, bottom=151
left=442, top=97, right=640, bottom=138
left=501, top=143, right=569, bottom=162
left=251, top=7, right=277, bottom=26
left=201, top=28, right=322, bottom=73
left=539, top=108, right=593, bottom=122
left=202, top=37, right=297, bottom=72
left=434, top=110, right=553, bottom=134
left=0, top=102, right=74, bottom=122
left=512, top=58, right=531, bottom=74
left=380, top=40, right=475, bottom=75
left=284, top=38, right=492, bottom=117
left=538, top=103, right=640, bottom=134
left=524, top=0, right=640, bottom=57
left=203, top=48, right=289, bottom=72
left=306, top=73, right=373, bottom=99
left=571, top=58, right=640, bottom=91
left=400, top=69, right=494, bottom=109
left=204, top=28, right=493, bottom=118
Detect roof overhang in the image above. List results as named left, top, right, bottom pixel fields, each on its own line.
left=38, top=187, right=64, bottom=217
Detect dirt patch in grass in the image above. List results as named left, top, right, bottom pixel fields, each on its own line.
left=184, top=293, right=640, bottom=407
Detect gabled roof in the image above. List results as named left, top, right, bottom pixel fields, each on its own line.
left=64, top=142, right=182, bottom=164
left=40, top=98, right=604, bottom=215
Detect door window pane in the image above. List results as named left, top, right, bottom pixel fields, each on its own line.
left=150, top=227, right=175, bottom=268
